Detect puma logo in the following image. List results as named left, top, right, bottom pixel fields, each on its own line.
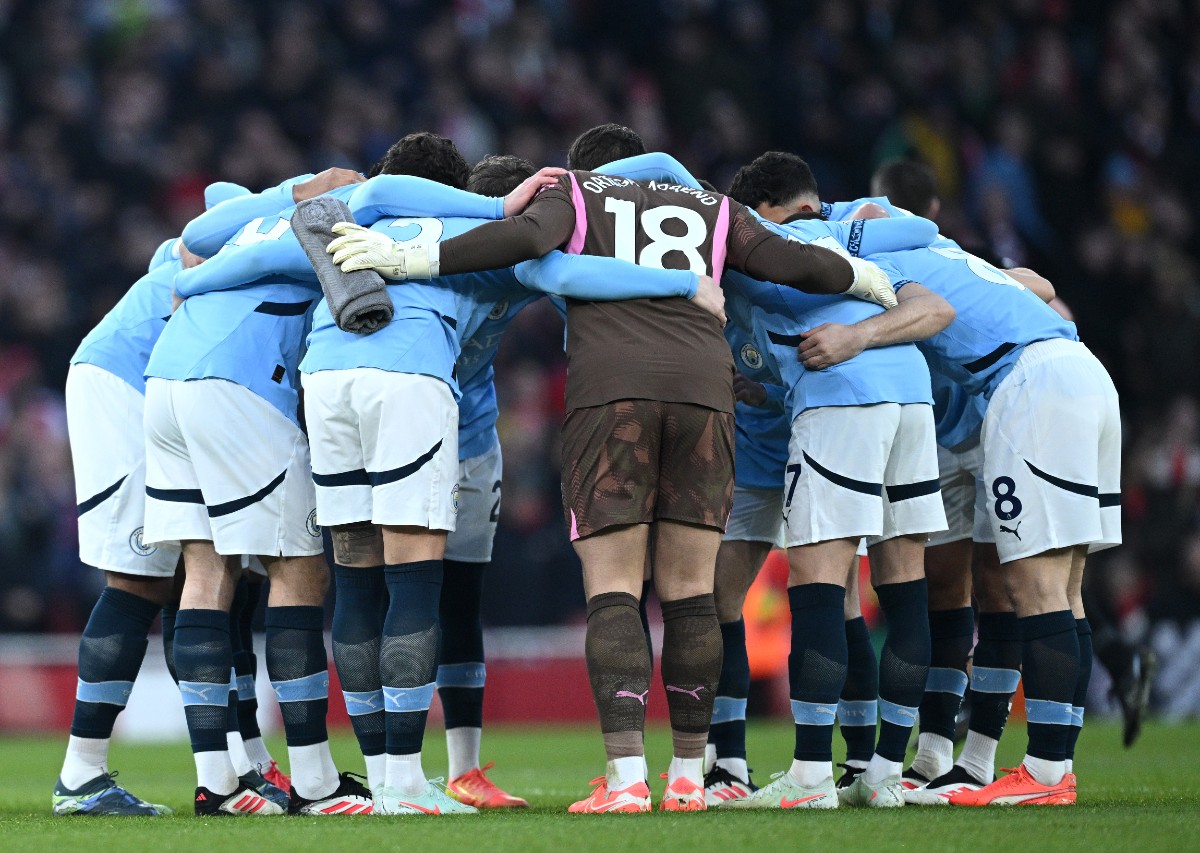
left=345, top=694, right=380, bottom=711
left=615, top=689, right=649, bottom=705
left=666, top=685, right=706, bottom=701
left=999, top=520, right=1023, bottom=540
left=180, top=683, right=217, bottom=702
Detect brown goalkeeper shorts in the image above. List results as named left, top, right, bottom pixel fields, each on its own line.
left=561, top=399, right=735, bottom=540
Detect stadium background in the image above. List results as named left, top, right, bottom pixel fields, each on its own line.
left=0, top=0, right=1198, bottom=733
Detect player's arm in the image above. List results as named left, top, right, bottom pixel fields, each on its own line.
left=182, top=169, right=363, bottom=257
left=824, top=216, right=940, bottom=257
left=596, top=152, right=701, bottom=188
left=515, top=251, right=725, bottom=324
left=174, top=237, right=311, bottom=298
left=348, top=167, right=565, bottom=225
left=329, top=179, right=578, bottom=279
left=795, top=281, right=955, bottom=371
left=726, top=204, right=896, bottom=308
left=1005, top=267, right=1056, bottom=302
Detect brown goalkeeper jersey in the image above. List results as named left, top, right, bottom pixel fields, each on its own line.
left=436, top=170, right=854, bottom=412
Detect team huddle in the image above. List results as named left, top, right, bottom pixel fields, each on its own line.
left=55, top=122, right=1119, bottom=817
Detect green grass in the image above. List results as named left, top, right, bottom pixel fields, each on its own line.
left=3, top=721, right=1197, bottom=852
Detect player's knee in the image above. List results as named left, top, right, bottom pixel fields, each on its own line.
left=331, top=521, right=384, bottom=567
left=104, top=571, right=175, bottom=607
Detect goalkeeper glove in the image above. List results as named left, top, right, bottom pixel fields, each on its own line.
left=843, top=257, right=898, bottom=309
left=327, top=222, right=440, bottom=280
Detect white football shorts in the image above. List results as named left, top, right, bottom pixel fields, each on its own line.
left=303, top=368, right=459, bottom=531
left=981, top=339, right=1121, bottom=563
left=444, top=442, right=502, bottom=563
left=67, top=364, right=181, bottom=577
left=783, top=403, right=947, bottom=548
left=925, top=442, right=995, bottom=548
left=143, top=378, right=323, bottom=558
left=723, top=486, right=785, bottom=547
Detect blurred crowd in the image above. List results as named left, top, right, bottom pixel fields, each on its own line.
left=0, top=0, right=1197, bottom=653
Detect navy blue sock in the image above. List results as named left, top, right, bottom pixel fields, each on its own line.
left=1020, top=610, right=1079, bottom=762
left=174, top=609, right=234, bottom=754
left=161, top=605, right=178, bottom=683
left=838, top=616, right=878, bottom=764
left=788, top=584, right=847, bottom=762
left=968, top=611, right=1022, bottom=740
left=265, top=605, right=330, bottom=748
left=437, top=560, right=486, bottom=730
left=874, top=579, right=930, bottom=763
left=227, top=580, right=249, bottom=740
left=70, top=587, right=161, bottom=739
left=232, top=579, right=263, bottom=740
left=709, top=618, right=749, bottom=762
left=1066, top=618, right=1092, bottom=761
left=382, top=560, right=443, bottom=756
left=332, top=564, right=387, bottom=757
left=919, top=607, right=974, bottom=741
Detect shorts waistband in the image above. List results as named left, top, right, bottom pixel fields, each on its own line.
left=1011, top=337, right=1087, bottom=370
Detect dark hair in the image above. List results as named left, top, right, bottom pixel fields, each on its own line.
left=369, top=132, right=469, bottom=188
left=871, top=158, right=938, bottom=217
left=467, top=154, right=536, bottom=196
left=726, top=151, right=819, bottom=210
left=567, top=123, right=645, bottom=171
left=698, top=178, right=718, bottom=192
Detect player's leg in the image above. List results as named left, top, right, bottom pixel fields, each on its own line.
left=1066, top=547, right=1090, bottom=777
left=905, top=538, right=973, bottom=788
left=652, top=521, right=723, bottom=811
left=650, top=401, right=736, bottom=812
left=328, top=523, right=387, bottom=790
left=55, top=365, right=181, bottom=815
left=227, top=571, right=287, bottom=791
left=562, top=401, right=664, bottom=814
left=733, top=405, right=894, bottom=810
left=358, top=371, right=472, bottom=815
left=953, top=340, right=1116, bottom=807
left=303, top=369, right=388, bottom=792
left=838, top=551, right=878, bottom=787
left=438, top=444, right=525, bottom=807
left=706, top=530, right=773, bottom=804
left=572, top=523, right=654, bottom=812
left=844, top=402, right=944, bottom=807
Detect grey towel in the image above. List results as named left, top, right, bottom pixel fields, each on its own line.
left=292, top=196, right=393, bottom=334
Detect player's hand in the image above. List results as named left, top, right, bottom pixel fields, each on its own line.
left=328, top=222, right=438, bottom=279
left=691, top=274, right=726, bottom=327
left=503, top=167, right=567, bottom=217
left=293, top=167, right=365, bottom=203
left=843, top=257, right=898, bottom=309
left=797, top=322, right=866, bottom=370
left=733, top=372, right=768, bottom=406
left=171, top=288, right=184, bottom=313
left=178, top=240, right=204, bottom=269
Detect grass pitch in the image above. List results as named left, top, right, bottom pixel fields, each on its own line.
left=2, top=721, right=1196, bottom=852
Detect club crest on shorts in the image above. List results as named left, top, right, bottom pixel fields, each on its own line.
left=451, top=483, right=460, bottom=515
left=129, top=527, right=157, bottom=557
left=487, top=301, right=509, bottom=321
left=306, top=509, right=321, bottom=537
left=740, top=343, right=763, bottom=371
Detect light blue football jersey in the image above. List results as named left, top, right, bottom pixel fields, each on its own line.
left=869, top=239, right=1078, bottom=398
left=930, top=368, right=987, bottom=451
left=71, top=238, right=179, bottom=394
left=457, top=367, right=501, bottom=462
left=727, top=321, right=789, bottom=492
left=824, top=195, right=915, bottom=221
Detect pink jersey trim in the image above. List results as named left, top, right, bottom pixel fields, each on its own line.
left=710, top=196, right=730, bottom=281
left=569, top=509, right=580, bottom=542
left=566, top=172, right=588, bottom=255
